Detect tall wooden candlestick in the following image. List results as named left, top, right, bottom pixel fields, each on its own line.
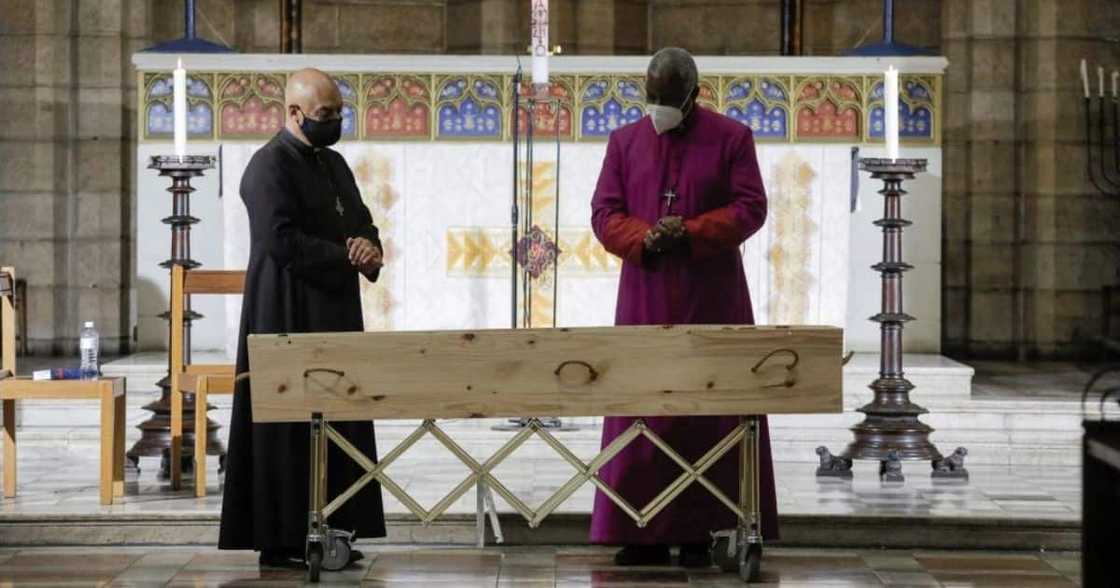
left=815, top=158, right=968, bottom=482
left=127, top=155, right=226, bottom=478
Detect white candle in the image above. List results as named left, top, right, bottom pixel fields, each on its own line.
left=884, top=65, right=899, bottom=161
left=1081, top=59, right=1090, bottom=98
left=1099, top=66, right=1105, bottom=98
left=530, top=0, right=549, bottom=86
left=173, top=58, right=187, bottom=159
left=1112, top=70, right=1118, bottom=98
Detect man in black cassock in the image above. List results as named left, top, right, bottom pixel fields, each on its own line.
left=218, top=68, right=386, bottom=568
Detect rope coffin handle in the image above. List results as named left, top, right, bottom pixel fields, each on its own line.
left=750, top=348, right=799, bottom=388
left=554, top=360, right=599, bottom=385
left=301, top=368, right=362, bottom=397
left=303, top=368, right=346, bottom=378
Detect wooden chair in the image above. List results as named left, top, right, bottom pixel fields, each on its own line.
left=1, top=267, right=16, bottom=493
left=1, top=267, right=13, bottom=379
left=1, top=267, right=127, bottom=505
left=169, top=265, right=245, bottom=496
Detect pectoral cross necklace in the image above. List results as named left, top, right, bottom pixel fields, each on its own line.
left=662, top=141, right=685, bottom=215
left=662, top=190, right=678, bottom=214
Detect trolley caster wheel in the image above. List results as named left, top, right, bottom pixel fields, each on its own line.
left=711, top=534, right=737, bottom=573
left=321, top=532, right=353, bottom=572
left=739, top=543, right=761, bottom=583
left=307, top=543, right=323, bottom=583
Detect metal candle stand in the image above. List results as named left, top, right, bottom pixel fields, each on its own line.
left=128, top=155, right=227, bottom=478
left=816, top=158, right=968, bottom=482
left=1081, top=91, right=1120, bottom=390
left=1084, top=94, right=1120, bottom=196
left=494, top=75, right=576, bottom=433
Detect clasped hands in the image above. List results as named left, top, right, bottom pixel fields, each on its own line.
left=643, top=216, right=687, bottom=254
left=346, top=237, right=383, bottom=274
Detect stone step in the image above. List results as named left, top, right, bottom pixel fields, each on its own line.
left=0, top=511, right=1078, bottom=551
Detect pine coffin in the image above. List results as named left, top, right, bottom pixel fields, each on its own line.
left=246, top=325, right=843, bottom=423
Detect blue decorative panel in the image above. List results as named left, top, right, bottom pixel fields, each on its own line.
left=617, top=79, right=643, bottom=101
left=579, top=76, right=645, bottom=139
left=333, top=75, right=360, bottom=139
left=723, top=76, right=790, bottom=141
left=342, top=104, right=357, bottom=138
left=727, top=99, right=787, bottom=139
left=869, top=103, right=932, bottom=139
left=867, top=76, right=935, bottom=141
left=144, top=73, right=214, bottom=139
left=335, top=78, right=357, bottom=100
left=435, top=76, right=503, bottom=140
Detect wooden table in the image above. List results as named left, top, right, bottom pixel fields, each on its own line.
left=0, top=377, right=127, bottom=505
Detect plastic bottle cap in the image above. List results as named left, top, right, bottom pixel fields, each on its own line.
left=84, top=321, right=94, bottom=328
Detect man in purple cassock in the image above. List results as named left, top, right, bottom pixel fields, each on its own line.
left=589, top=47, right=777, bottom=568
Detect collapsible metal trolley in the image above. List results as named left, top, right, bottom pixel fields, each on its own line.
left=246, top=325, right=842, bottom=583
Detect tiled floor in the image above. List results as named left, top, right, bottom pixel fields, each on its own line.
left=0, top=431, right=1080, bottom=522
left=0, top=545, right=1083, bottom=586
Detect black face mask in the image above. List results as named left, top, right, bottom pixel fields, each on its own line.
left=299, top=110, right=342, bottom=148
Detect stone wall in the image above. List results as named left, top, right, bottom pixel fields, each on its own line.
left=3, top=0, right=1117, bottom=359
left=940, top=0, right=1120, bottom=359
left=0, top=0, right=147, bottom=355
left=146, top=0, right=939, bottom=56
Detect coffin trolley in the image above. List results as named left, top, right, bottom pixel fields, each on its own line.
left=246, top=324, right=843, bottom=583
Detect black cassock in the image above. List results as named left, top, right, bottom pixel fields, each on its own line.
left=218, top=129, right=386, bottom=552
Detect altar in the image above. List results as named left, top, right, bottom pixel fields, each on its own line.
left=131, top=54, right=947, bottom=357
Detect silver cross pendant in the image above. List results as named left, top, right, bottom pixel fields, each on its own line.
left=662, top=190, right=678, bottom=214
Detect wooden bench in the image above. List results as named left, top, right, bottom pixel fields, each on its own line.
left=169, top=265, right=245, bottom=495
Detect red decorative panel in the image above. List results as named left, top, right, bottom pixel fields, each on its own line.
left=512, top=78, right=574, bottom=140
left=363, top=75, right=432, bottom=140
left=794, top=77, right=862, bottom=140
left=216, top=74, right=286, bottom=139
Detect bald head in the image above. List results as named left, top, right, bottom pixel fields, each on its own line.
left=646, top=47, right=699, bottom=109
left=285, top=68, right=343, bottom=145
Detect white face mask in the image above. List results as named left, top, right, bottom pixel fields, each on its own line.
left=647, top=89, right=694, bottom=135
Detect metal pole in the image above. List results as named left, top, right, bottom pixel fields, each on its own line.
left=291, top=0, right=303, bottom=54
left=552, top=102, right=560, bottom=327
left=280, top=0, right=291, bottom=53
left=511, top=70, right=521, bottom=329
left=184, top=0, right=196, bottom=39
left=882, top=0, right=894, bottom=44
left=780, top=0, right=793, bottom=56
left=525, top=97, right=534, bottom=328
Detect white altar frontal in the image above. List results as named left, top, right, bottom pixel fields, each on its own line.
left=131, top=54, right=948, bottom=358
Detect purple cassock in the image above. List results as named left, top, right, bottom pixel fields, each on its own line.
left=588, top=105, right=777, bottom=545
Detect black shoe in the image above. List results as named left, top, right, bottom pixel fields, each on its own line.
left=614, top=545, right=671, bottom=566
left=347, top=549, right=365, bottom=567
left=259, top=550, right=305, bottom=569
left=678, top=543, right=712, bottom=568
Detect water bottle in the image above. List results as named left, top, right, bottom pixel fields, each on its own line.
left=79, top=321, right=100, bottom=381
